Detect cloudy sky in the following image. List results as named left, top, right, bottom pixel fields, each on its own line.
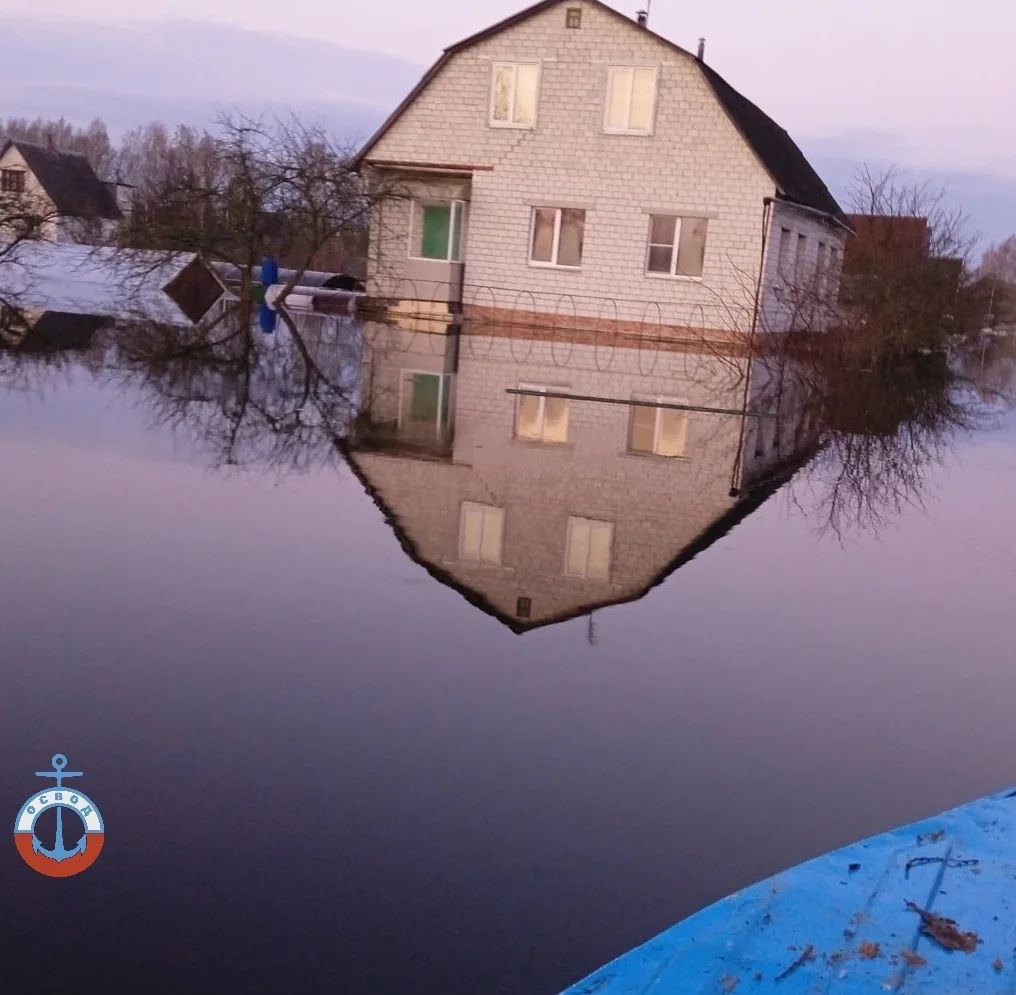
left=1, top=0, right=1012, bottom=245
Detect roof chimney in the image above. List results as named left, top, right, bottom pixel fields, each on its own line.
left=697, top=37, right=706, bottom=61
left=636, top=9, right=648, bottom=27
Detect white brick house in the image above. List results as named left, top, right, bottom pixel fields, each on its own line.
left=354, top=0, right=850, bottom=336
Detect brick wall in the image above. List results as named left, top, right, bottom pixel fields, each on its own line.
left=351, top=327, right=770, bottom=628
left=365, top=0, right=834, bottom=332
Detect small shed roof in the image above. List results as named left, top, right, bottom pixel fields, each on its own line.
left=0, top=242, right=225, bottom=326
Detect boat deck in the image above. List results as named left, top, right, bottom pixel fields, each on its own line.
left=563, top=788, right=1016, bottom=993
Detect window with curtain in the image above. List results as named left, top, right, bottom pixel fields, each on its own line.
left=491, top=63, right=541, bottom=127
left=459, top=502, right=505, bottom=565
left=515, top=384, right=570, bottom=443
left=646, top=215, right=708, bottom=277
left=411, top=200, right=466, bottom=261
left=529, top=208, right=585, bottom=268
left=399, top=372, right=452, bottom=440
left=604, top=67, right=657, bottom=133
left=629, top=398, right=689, bottom=457
left=565, top=517, right=613, bottom=580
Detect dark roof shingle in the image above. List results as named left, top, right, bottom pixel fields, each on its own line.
left=2, top=140, right=120, bottom=221
left=697, top=63, right=846, bottom=223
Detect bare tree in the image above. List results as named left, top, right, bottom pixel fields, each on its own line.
left=978, top=235, right=1016, bottom=285
left=121, top=113, right=371, bottom=303
left=0, top=116, right=115, bottom=177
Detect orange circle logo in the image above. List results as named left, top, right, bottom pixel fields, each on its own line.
left=13, top=755, right=104, bottom=878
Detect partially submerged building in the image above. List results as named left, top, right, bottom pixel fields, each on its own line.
left=0, top=242, right=225, bottom=326
left=0, top=140, right=130, bottom=245
left=354, top=0, right=849, bottom=337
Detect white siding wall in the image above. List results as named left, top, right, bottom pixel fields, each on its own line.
left=759, top=200, right=849, bottom=332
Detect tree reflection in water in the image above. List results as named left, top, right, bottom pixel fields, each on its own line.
left=1, top=301, right=1014, bottom=552
left=786, top=341, right=1016, bottom=538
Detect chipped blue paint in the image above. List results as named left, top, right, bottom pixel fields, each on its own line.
left=562, top=787, right=1016, bottom=993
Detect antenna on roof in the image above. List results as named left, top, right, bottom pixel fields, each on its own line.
left=636, top=0, right=651, bottom=27
left=697, top=37, right=706, bottom=61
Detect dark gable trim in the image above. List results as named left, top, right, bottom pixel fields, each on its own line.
left=351, top=0, right=845, bottom=223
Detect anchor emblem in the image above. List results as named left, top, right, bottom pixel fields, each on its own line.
left=13, top=753, right=105, bottom=877
left=31, top=755, right=87, bottom=862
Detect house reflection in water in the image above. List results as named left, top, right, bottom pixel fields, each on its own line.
left=0, top=305, right=111, bottom=353
left=0, top=300, right=818, bottom=632
left=348, top=319, right=817, bottom=632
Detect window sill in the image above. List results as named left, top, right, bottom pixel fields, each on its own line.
left=513, top=437, right=574, bottom=448
left=527, top=261, right=582, bottom=271
left=489, top=121, right=536, bottom=130
left=408, top=255, right=462, bottom=264
left=644, top=272, right=704, bottom=282
left=602, top=128, right=655, bottom=137
left=622, top=450, right=691, bottom=462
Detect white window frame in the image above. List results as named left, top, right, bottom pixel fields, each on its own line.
left=528, top=207, right=584, bottom=270
left=489, top=62, right=542, bottom=129
left=458, top=502, right=505, bottom=565
left=628, top=395, right=689, bottom=457
left=564, top=517, right=614, bottom=581
left=397, top=370, right=453, bottom=439
left=603, top=66, right=658, bottom=136
left=408, top=199, right=467, bottom=263
left=406, top=199, right=465, bottom=264
left=645, top=215, right=707, bottom=280
left=515, top=383, right=570, bottom=443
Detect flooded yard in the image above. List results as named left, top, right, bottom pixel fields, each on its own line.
left=1, top=308, right=1014, bottom=993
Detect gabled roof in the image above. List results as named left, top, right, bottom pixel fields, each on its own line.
left=345, top=444, right=812, bottom=635
left=1, top=140, right=121, bottom=221
left=352, top=0, right=845, bottom=222
left=696, top=63, right=846, bottom=223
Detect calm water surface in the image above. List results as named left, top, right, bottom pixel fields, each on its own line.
left=1, top=312, right=1014, bottom=993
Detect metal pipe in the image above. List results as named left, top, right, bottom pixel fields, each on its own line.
left=505, top=388, right=777, bottom=419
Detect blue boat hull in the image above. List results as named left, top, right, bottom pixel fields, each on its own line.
left=563, top=788, right=1016, bottom=993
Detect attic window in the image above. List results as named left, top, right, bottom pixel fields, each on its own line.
left=604, top=67, right=658, bottom=134
left=1, top=169, right=25, bottom=193
left=566, top=7, right=581, bottom=27
left=491, top=63, right=541, bottom=128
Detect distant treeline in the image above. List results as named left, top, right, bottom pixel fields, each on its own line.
left=1, top=115, right=368, bottom=274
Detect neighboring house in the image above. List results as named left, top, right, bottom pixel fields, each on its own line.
left=843, top=214, right=929, bottom=270
left=347, top=321, right=816, bottom=632
left=354, top=0, right=849, bottom=337
left=0, top=139, right=129, bottom=244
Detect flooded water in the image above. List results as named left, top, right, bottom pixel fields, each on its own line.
left=1, top=305, right=1014, bottom=993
